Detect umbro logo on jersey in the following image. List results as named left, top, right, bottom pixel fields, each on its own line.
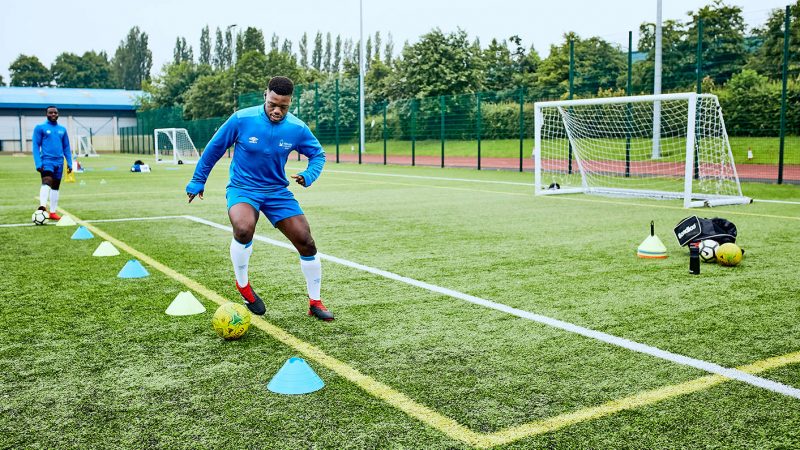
left=248, top=137, right=259, bottom=144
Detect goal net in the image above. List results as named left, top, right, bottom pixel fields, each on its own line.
left=154, top=128, right=200, bottom=164
left=75, top=135, right=98, bottom=157
left=533, top=93, right=750, bottom=208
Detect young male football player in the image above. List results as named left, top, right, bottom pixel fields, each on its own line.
left=32, top=106, right=72, bottom=220
left=186, top=76, right=333, bottom=321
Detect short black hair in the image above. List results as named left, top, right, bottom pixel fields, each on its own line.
left=46, top=105, right=58, bottom=112
left=267, top=76, right=294, bottom=96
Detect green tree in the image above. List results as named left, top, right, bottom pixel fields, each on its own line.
left=184, top=70, right=233, bottom=119
left=685, top=0, right=747, bottom=87
left=324, top=33, right=332, bottom=73
left=213, top=27, right=225, bottom=69
left=264, top=49, right=302, bottom=82
left=334, top=36, right=342, bottom=72
left=51, top=51, right=114, bottom=88
left=0, top=74, right=5, bottom=86
left=234, top=50, right=269, bottom=94
left=632, top=19, right=692, bottom=92
left=536, top=33, right=625, bottom=98
left=143, top=61, right=210, bottom=108
left=384, top=32, right=394, bottom=66
left=390, top=28, right=484, bottom=99
left=270, top=34, right=280, bottom=52
left=241, top=27, right=265, bottom=55
left=365, top=58, right=393, bottom=103
left=312, top=32, right=323, bottom=71
left=281, top=39, right=293, bottom=56
left=299, top=33, right=308, bottom=69
left=747, top=1, right=800, bottom=80
left=199, top=26, right=211, bottom=66
left=173, top=37, right=193, bottom=64
left=9, top=54, right=51, bottom=87
left=112, top=26, right=153, bottom=90
left=508, top=35, right=541, bottom=90
left=482, top=38, right=516, bottom=92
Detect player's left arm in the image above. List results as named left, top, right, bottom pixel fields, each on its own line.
left=292, top=126, right=326, bottom=188
left=62, top=128, right=73, bottom=172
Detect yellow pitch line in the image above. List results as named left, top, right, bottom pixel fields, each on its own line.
left=55, top=206, right=800, bottom=448
left=480, top=350, right=800, bottom=447
left=58, top=207, right=484, bottom=447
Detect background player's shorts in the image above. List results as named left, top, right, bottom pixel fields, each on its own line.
left=39, top=162, right=64, bottom=180
left=226, top=187, right=304, bottom=226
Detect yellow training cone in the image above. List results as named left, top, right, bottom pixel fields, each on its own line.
left=165, top=291, right=206, bottom=316
left=93, top=241, right=120, bottom=256
left=55, top=215, right=77, bottom=227
left=637, top=221, right=667, bottom=259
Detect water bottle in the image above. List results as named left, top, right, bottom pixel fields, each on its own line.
left=689, top=242, right=700, bottom=275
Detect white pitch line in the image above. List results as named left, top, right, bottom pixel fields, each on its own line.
left=180, top=214, right=800, bottom=400
left=21, top=212, right=800, bottom=400
left=320, top=168, right=800, bottom=205
left=322, top=168, right=536, bottom=186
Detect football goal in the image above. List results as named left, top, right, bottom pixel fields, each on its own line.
left=75, top=135, right=98, bottom=157
left=154, top=128, right=200, bottom=164
left=533, top=93, right=751, bottom=208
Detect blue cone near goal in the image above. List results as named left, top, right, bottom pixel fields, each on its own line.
left=267, top=357, right=325, bottom=395
left=117, top=259, right=149, bottom=278
left=70, top=226, right=94, bottom=240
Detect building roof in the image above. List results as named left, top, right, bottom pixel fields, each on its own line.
left=0, top=87, right=145, bottom=111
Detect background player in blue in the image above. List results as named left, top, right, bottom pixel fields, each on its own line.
left=186, top=77, right=333, bottom=321
left=32, top=106, right=72, bottom=221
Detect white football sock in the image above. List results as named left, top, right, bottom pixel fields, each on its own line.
left=230, top=238, right=253, bottom=287
left=49, top=189, right=60, bottom=213
left=39, top=185, right=50, bottom=208
left=300, top=254, right=322, bottom=300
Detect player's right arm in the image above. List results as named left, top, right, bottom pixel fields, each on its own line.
left=186, top=114, right=239, bottom=202
left=32, top=125, right=42, bottom=171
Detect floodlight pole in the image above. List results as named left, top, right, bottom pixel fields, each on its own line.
left=358, top=0, right=366, bottom=162
left=652, top=0, right=662, bottom=159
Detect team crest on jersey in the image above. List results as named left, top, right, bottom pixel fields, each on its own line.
left=248, top=136, right=259, bottom=144
left=279, top=139, right=293, bottom=150
left=46, top=130, right=51, bottom=134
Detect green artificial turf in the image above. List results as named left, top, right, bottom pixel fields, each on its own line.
left=1, top=153, right=799, bottom=448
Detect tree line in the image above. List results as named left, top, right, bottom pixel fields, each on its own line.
left=4, top=0, right=798, bottom=127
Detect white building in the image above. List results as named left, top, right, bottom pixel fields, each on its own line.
left=0, top=87, right=144, bottom=153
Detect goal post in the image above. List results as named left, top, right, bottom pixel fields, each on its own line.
left=533, top=93, right=751, bottom=208
left=75, top=135, right=98, bottom=157
left=154, top=128, right=200, bottom=164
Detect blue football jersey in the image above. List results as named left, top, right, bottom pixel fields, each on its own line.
left=190, top=105, right=325, bottom=191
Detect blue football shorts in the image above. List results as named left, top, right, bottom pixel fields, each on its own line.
left=226, top=186, right=304, bottom=226
left=39, top=161, right=64, bottom=180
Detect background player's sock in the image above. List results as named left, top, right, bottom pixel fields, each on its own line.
left=39, top=185, right=50, bottom=208
left=49, top=189, right=60, bottom=213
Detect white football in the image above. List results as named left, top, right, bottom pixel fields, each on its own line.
left=32, top=209, right=48, bottom=226
left=698, top=239, right=719, bottom=263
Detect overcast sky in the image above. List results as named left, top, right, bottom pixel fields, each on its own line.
left=0, top=0, right=790, bottom=86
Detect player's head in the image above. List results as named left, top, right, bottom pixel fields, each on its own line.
left=264, top=76, right=294, bottom=123
left=46, top=106, right=59, bottom=123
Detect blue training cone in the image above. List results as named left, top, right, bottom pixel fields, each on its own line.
left=117, top=259, right=149, bottom=278
left=71, top=226, right=94, bottom=240
left=267, top=357, right=325, bottom=395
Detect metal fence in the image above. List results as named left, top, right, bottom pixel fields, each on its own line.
left=120, top=6, right=798, bottom=183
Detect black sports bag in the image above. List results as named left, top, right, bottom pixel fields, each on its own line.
left=673, top=216, right=737, bottom=247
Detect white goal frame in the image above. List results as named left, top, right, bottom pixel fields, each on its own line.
left=533, top=93, right=751, bottom=208
left=75, top=135, right=98, bottom=157
left=154, top=128, right=200, bottom=164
